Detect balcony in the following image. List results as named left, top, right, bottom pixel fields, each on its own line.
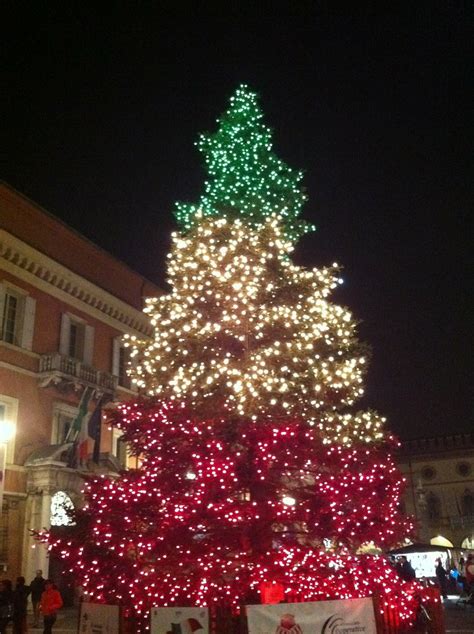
left=39, top=353, right=118, bottom=394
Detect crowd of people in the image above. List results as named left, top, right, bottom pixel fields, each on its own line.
left=392, top=552, right=474, bottom=601
left=0, top=570, right=63, bottom=634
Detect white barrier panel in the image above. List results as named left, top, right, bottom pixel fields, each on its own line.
left=150, top=606, right=209, bottom=634
left=247, top=597, right=377, bottom=634
left=78, top=602, right=120, bottom=633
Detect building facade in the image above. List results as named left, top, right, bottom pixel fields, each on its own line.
left=2, top=182, right=472, bottom=589
left=398, top=433, right=474, bottom=550
left=0, top=183, right=160, bottom=583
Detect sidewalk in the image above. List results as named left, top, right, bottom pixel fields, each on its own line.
left=5, top=600, right=473, bottom=633
left=444, top=597, right=474, bottom=633
left=6, top=607, right=79, bottom=633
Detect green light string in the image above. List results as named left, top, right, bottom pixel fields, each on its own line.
left=175, top=85, right=314, bottom=241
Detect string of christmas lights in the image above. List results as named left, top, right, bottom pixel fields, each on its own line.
left=175, top=85, right=312, bottom=240
left=37, top=402, right=415, bottom=630
left=127, top=215, right=385, bottom=446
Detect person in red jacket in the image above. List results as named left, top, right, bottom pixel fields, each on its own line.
left=39, top=581, right=63, bottom=634
left=466, top=554, right=474, bottom=591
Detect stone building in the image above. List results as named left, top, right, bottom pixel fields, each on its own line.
left=398, top=433, right=474, bottom=550
left=0, top=182, right=160, bottom=583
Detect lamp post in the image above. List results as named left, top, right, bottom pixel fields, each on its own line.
left=0, top=420, right=15, bottom=515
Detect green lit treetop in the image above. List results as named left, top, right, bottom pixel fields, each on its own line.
left=175, top=84, right=313, bottom=240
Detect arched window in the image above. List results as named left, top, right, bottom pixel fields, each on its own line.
left=430, top=535, right=453, bottom=548
left=426, top=492, right=442, bottom=520
left=461, top=535, right=474, bottom=549
left=50, top=491, right=75, bottom=526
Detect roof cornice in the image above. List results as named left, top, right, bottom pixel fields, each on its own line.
left=0, top=229, right=153, bottom=337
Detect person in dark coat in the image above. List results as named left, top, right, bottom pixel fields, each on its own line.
left=396, top=556, right=416, bottom=581
left=435, top=558, right=448, bottom=599
left=0, top=579, right=13, bottom=634
left=30, top=569, right=46, bottom=627
left=13, top=576, right=30, bottom=634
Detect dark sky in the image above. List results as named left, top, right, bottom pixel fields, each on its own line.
left=2, top=5, right=472, bottom=439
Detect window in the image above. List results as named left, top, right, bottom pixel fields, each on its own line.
left=461, top=535, right=474, bottom=549
left=426, top=492, right=442, bottom=520
left=68, top=320, right=85, bottom=359
left=112, top=428, right=127, bottom=468
left=118, top=345, right=131, bottom=388
left=456, top=462, right=472, bottom=478
left=112, top=337, right=131, bottom=388
left=59, top=313, right=94, bottom=364
left=462, top=490, right=474, bottom=516
left=52, top=403, right=78, bottom=445
left=0, top=283, right=36, bottom=350
left=421, top=466, right=436, bottom=481
left=0, top=395, right=18, bottom=463
left=2, top=291, right=18, bottom=344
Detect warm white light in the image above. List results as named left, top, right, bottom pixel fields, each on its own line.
left=129, top=215, right=386, bottom=446
left=0, top=420, right=15, bottom=444
left=282, top=495, right=296, bottom=507
left=185, top=471, right=197, bottom=480
left=50, top=491, right=75, bottom=527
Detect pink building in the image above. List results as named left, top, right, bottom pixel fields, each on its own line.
left=0, top=182, right=160, bottom=583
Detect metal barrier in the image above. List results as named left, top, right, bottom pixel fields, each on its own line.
left=373, top=587, right=445, bottom=634
left=122, top=589, right=446, bottom=633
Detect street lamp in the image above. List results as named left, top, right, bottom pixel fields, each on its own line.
left=0, top=420, right=15, bottom=514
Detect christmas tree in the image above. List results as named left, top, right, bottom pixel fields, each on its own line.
left=41, top=86, right=418, bottom=630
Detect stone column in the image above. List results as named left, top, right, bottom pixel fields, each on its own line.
left=23, top=462, right=85, bottom=582
left=23, top=484, right=51, bottom=581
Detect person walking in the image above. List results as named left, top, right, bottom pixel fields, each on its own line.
left=30, top=570, right=45, bottom=628
left=0, top=580, right=13, bottom=634
left=13, top=577, right=30, bottom=634
left=39, top=581, right=62, bottom=634
left=435, top=558, right=448, bottom=599
left=466, top=554, right=474, bottom=589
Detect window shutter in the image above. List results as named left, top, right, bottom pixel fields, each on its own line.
left=0, top=284, right=5, bottom=340
left=83, top=324, right=94, bottom=365
left=112, top=336, right=121, bottom=376
left=21, top=295, right=36, bottom=350
left=59, top=313, right=71, bottom=355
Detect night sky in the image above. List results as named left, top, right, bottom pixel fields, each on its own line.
left=3, top=5, right=472, bottom=439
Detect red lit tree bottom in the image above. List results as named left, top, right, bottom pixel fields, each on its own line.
left=37, top=403, right=420, bottom=631
left=40, top=533, right=421, bottom=631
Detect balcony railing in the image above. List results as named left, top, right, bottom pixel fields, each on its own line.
left=39, top=353, right=118, bottom=393
left=449, top=514, right=474, bottom=529
left=421, top=514, right=474, bottom=532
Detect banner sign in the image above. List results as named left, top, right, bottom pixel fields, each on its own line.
left=247, top=597, right=377, bottom=634
left=79, top=602, right=120, bottom=634
left=150, top=606, right=209, bottom=634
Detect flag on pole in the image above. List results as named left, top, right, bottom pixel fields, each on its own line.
left=66, top=386, right=94, bottom=442
left=65, top=386, right=94, bottom=467
left=88, top=396, right=105, bottom=464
